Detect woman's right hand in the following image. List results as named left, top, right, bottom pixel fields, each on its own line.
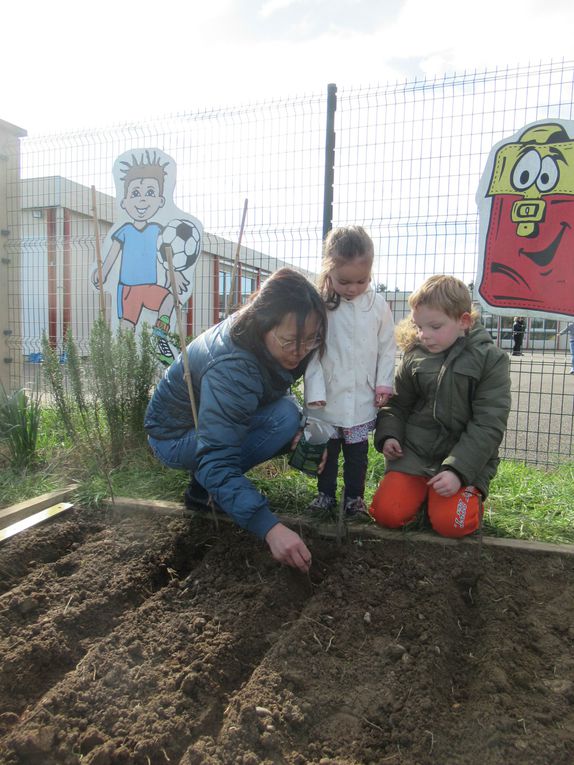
left=265, top=523, right=312, bottom=573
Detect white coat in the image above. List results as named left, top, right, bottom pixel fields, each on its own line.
left=304, top=289, right=396, bottom=429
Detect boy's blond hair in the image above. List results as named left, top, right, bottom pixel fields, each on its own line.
left=397, top=275, right=479, bottom=351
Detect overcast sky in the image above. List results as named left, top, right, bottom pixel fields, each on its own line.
left=3, top=0, right=573, bottom=135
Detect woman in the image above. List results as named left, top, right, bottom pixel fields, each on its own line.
left=145, top=268, right=326, bottom=573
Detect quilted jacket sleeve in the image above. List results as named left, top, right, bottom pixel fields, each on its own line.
left=373, top=356, right=418, bottom=451
left=193, top=357, right=279, bottom=539
left=441, top=349, right=511, bottom=486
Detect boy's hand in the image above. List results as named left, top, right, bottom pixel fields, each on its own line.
left=382, top=438, right=403, bottom=460
left=307, top=400, right=326, bottom=408
left=427, top=470, right=461, bottom=497
left=375, top=392, right=390, bottom=407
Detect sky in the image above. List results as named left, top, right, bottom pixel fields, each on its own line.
left=3, top=0, right=574, bottom=137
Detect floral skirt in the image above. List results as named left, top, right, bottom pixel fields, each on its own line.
left=332, top=419, right=376, bottom=445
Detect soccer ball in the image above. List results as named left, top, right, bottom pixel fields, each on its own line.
left=158, top=218, right=202, bottom=272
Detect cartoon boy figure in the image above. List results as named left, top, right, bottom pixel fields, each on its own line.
left=93, top=150, right=191, bottom=365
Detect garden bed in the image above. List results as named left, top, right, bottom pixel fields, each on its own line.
left=0, top=504, right=573, bottom=764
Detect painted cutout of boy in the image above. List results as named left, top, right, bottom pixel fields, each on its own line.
left=476, top=120, right=574, bottom=320
left=92, top=149, right=202, bottom=365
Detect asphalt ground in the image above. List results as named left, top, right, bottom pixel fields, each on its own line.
left=503, top=350, right=573, bottom=466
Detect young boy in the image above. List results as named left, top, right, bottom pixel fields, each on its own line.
left=369, top=275, right=511, bottom=538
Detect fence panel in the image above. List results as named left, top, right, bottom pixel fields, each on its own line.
left=6, top=59, right=574, bottom=466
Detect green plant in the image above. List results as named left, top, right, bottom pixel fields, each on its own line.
left=88, top=319, right=157, bottom=463
left=41, top=332, right=76, bottom=439
left=0, top=384, right=42, bottom=471
left=42, top=319, right=158, bottom=495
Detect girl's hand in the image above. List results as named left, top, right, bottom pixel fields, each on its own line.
left=382, top=438, right=403, bottom=460
left=375, top=392, right=391, bottom=407
left=265, top=523, right=312, bottom=573
left=427, top=470, right=461, bottom=497
left=307, top=400, right=326, bottom=408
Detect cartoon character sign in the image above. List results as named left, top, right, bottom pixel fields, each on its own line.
left=476, top=120, right=574, bottom=319
left=92, top=149, right=203, bottom=365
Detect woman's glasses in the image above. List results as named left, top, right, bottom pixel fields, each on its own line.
left=272, top=330, right=322, bottom=353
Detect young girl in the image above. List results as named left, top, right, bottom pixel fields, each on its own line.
left=369, top=275, right=511, bottom=537
left=304, top=226, right=396, bottom=516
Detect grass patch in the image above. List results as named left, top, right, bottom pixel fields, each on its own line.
left=0, top=465, right=62, bottom=508
left=1, top=437, right=573, bottom=546
left=485, top=460, right=574, bottom=544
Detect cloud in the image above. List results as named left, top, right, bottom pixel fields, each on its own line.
left=2, top=0, right=573, bottom=134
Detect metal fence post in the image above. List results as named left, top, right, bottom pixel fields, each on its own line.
left=322, top=83, right=337, bottom=240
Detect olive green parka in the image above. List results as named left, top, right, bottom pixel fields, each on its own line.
left=374, top=324, right=511, bottom=497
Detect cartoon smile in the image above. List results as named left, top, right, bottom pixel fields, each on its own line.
left=478, top=121, right=574, bottom=315
left=518, top=222, right=570, bottom=269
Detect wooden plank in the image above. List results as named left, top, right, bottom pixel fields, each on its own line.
left=108, top=497, right=574, bottom=557
left=0, top=502, right=74, bottom=543
left=0, top=484, right=78, bottom=530
left=109, top=497, right=185, bottom=517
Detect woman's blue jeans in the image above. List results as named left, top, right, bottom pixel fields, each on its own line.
left=148, top=396, right=301, bottom=476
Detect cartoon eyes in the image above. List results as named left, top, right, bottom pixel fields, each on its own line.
left=538, top=156, right=559, bottom=191
left=511, top=149, right=560, bottom=192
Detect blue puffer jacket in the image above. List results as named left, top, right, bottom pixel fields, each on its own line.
left=144, top=318, right=300, bottom=539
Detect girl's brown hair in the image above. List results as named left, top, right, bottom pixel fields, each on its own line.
left=318, top=225, right=374, bottom=309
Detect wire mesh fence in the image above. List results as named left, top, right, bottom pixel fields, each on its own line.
left=4, top=59, right=574, bottom=467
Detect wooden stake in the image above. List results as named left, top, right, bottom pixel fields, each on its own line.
left=91, top=185, right=106, bottom=321
left=163, top=244, right=199, bottom=429
left=226, top=198, right=248, bottom=317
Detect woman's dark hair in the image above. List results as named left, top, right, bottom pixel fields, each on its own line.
left=230, top=267, right=327, bottom=355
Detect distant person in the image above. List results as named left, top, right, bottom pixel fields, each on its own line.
left=558, top=321, right=574, bottom=373
left=369, top=275, right=511, bottom=538
left=512, top=316, right=526, bottom=356
left=304, top=226, right=396, bottom=517
left=145, top=268, right=327, bottom=573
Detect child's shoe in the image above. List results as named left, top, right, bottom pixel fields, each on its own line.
left=184, top=477, right=210, bottom=509
left=153, top=315, right=176, bottom=366
left=184, top=478, right=224, bottom=514
left=344, top=496, right=368, bottom=517
left=307, top=492, right=337, bottom=514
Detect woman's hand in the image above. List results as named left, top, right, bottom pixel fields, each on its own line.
left=317, top=447, right=328, bottom=474
left=427, top=470, right=461, bottom=497
left=265, top=523, right=312, bottom=573
left=290, top=429, right=303, bottom=451
left=382, top=438, right=403, bottom=460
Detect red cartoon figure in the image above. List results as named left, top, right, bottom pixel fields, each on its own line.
left=477, top=121, right=574, bottom=318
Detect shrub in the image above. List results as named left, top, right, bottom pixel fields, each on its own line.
left=0, top=384, right=42, bottom=471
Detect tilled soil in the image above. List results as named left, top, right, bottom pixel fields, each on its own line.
left=0, top=506, right=573, bottom=765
